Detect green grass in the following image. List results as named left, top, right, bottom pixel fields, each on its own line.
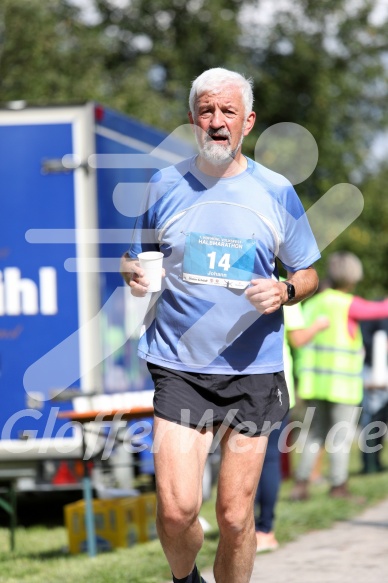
left=0, top=444, right=387, bottom=583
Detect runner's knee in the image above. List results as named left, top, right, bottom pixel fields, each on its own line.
left=157, top=498, right=200, bottom=536
left=216, top=500, right=252, bottom=537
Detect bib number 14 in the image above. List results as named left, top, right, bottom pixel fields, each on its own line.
left=207, top=251, right=231, bottom=272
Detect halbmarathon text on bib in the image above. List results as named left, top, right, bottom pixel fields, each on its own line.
left=182, top=232, right=256, bottom=289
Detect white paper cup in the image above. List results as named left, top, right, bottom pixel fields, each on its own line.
left=137, top=251, right=164, bottom=292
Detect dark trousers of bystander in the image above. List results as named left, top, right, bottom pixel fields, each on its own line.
left=254, top=417, right=288, bottom=533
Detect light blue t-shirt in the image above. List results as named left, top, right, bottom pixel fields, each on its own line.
left=128, top=156, right=320, bottom=374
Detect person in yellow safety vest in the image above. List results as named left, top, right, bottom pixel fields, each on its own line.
left=290, top=251, right=388, bottom=501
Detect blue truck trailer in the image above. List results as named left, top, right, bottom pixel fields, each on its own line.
left=0, top=103, right=194, bottom=494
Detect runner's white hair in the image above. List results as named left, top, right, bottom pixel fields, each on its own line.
left=189, top=68, right=254, bottom=119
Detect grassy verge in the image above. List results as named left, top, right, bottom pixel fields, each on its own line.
left=0, top=444, right=387, bottom=583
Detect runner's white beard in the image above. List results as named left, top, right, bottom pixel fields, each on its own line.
left=198, top=130, right=245, bottom=166
left=201, top=140, right=236, bottom=165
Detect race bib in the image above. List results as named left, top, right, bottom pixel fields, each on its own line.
left=182, top=232, right=256, bottom=289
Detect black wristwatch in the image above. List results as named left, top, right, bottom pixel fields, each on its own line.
left=281, top=280, right=295, bottom=304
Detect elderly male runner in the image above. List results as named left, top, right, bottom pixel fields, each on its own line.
left=121, top=68, right=320, bottom=583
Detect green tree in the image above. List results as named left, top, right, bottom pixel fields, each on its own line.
left=241, top=0, right=388, bottom=292
left=243, top=0, right=388, bottom=194
left=330, top=163, right=388, bottom=297
left=0, top=0, right=109, bottom=104
left=90, top=0, right=250, bottom=128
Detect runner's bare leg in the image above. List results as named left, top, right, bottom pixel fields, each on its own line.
left=214, top=428, right=268, bottom=583
left=153, top=416, right=214, bottom=578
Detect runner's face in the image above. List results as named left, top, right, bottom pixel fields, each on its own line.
left=191, top=86, right=251, bottom=165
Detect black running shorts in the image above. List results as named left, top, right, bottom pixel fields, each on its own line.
left=147, top=363, right=290, bottom=437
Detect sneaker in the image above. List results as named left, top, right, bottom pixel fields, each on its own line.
left=256, top=531, right=279, bottom=553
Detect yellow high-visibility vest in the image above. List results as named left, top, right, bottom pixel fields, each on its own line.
left=298, top=289, right=364, bottom=404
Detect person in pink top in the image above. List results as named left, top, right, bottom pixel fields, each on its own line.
left=290, top=251, right=388, bottom=501
left=348, top=297, right=388, bottom=335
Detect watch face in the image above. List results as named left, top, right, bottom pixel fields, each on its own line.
left=288, top=283, right=295, bottom=299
